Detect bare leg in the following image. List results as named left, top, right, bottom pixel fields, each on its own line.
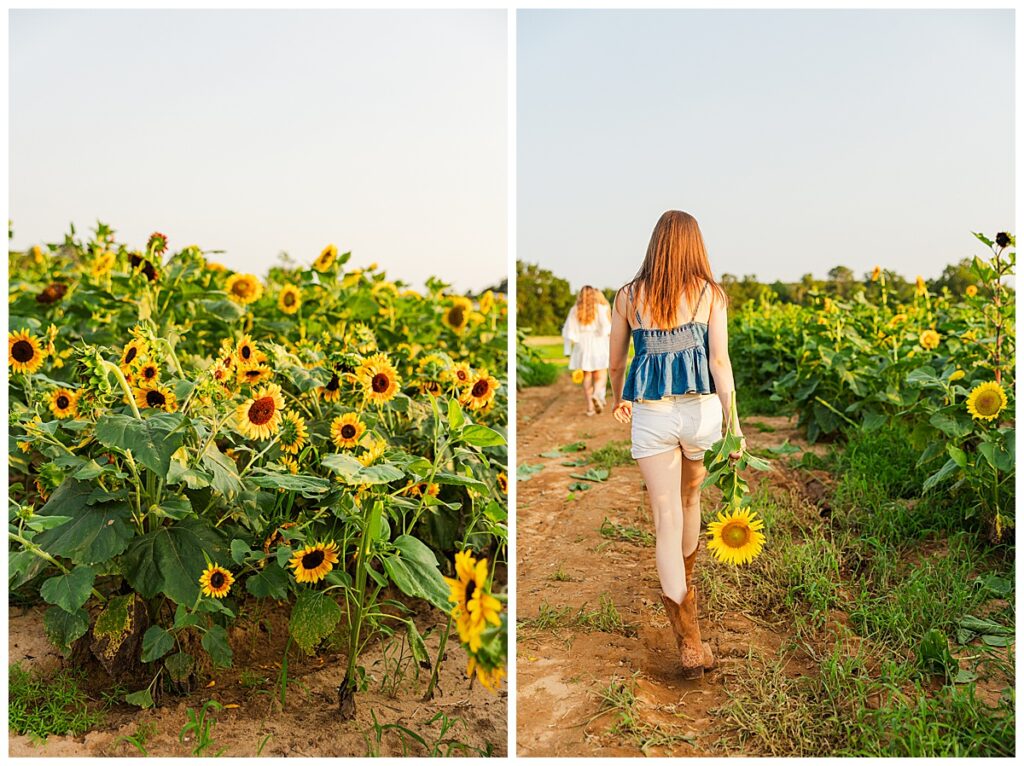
left=636, top=449, right=686, bottom=602
left=681, top=457, right=706, bottom=558
left=583, top=372, right=595, bottom=413
left=592, top=369, right=607, bottom=405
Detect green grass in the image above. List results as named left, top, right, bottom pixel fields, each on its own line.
left=9, top=663, right=104, bottom=739
left=522, top=594, right=635, bottom=637
left=599, top=517, right=655, bottom=548
left=593, top=675, right=694, bottom=753
left=589, top=440, right=633, bottom=470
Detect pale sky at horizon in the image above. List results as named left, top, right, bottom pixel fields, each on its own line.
left=519, top=9, right=1015, bottom=292
left=10, top=10, right=507, bottom=293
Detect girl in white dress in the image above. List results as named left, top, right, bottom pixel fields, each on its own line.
left=562, top=285, right=612, bottom=415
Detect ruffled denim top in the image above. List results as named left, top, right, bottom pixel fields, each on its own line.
left=622, top=283, right=716, bottom=402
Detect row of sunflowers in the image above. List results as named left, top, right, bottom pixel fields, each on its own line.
left=8, top=223, right=508, bottom=713
left=729, top=232, right=1015, bottom=536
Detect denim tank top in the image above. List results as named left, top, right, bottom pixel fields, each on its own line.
left=622, top=283, right=716, bottom=402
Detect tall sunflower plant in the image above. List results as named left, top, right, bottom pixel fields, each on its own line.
left=8, top=223, right=508, bottom=714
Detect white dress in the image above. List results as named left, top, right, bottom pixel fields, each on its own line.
left=562, top=304, right=611, bottom=371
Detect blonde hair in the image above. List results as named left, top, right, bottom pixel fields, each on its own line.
left=575, top=285, right=607, bottom=325
left=623, top=210, right=726, bottom=329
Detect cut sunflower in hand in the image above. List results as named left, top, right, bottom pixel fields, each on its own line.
left=236, top=383, right=285, bottom=440
left=966, top=381, right=1007, bottom=422
left=707, top=507, right=766, bottom=566
left=199, top=564, right=235, bottom=599
left=8, top=329, right=47, bottom=375
left=289, top=541, right=340, bottom=584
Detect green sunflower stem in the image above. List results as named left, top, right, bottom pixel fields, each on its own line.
left=101, top=360, right=141, bottom=419
left=341, top=500, right=379, bottom=708
left=424, top=611, right=453, bottom=701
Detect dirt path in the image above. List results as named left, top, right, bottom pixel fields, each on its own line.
left=515, top=376, right=821, bottom=756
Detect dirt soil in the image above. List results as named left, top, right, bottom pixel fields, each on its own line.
left=10, top=594, right=506, bottom=757
left=515, top=376, right=828, bottom=757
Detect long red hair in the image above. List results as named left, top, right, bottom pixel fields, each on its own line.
left=624, top=210, right=726, bottom=329
left=575, top=285, right=607, bottom=325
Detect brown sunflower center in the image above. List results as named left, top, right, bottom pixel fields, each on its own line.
left=448, top=306, right=466, bottom=327
left=248, top=396, right=276, bottom=425
left=283, top=292, right=296, bottom=306
left=722, top=522, right=751, bottom=549
left=471, top=379, right=490, bottom=398
left=210, top=571, right=226, bottom=589
left=56, top=395, right=70, bottom=409
left=340, top=424, right=357, bottom=439
left=245, top=368, right=263, bottom=380
left=233, top=282, right=253, bottom=297
left=240, top=345, right=252, bottom=360
left=143, top=367, right=156, bottom=380
left=146, top=389, right=167, bottom=407
left=977, top=392, right=1001, bottom=416
left=125, top=346, right=138, bottom=365
left=457, top=370, right=469, bottom=381
left=12, top=340, right=35, bottom=362
left=302, top=550, right=326, bottom=570
left=326, top=374, right=340, bottom=392
left=465, top=579, right=477, bottom=604
left=372, top=373, right=390, bottom=393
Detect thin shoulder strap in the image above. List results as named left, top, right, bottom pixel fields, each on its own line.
left=627, top=283, right=643, bottom=328
left=690, top=281, right=710, bottom=323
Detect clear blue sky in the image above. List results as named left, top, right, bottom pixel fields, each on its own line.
left=10, top=10, right=507, bottom=292
left=518, top=9, right=1015, bottom=291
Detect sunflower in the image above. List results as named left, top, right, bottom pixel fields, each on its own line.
left=948, top=369, right=966, bottom=383
left=447, top=362, right=473, bottom=389
left=871, top=266, right=881, bottom=282
left=138, top=361, right=160, bottom=385
left=965, top=285, right=978, bottom=298
left=280, top=456, right=299, bottom=474
left=319, top=372, right=343, bottom=402
left=479, top=290, right=495, bottom=315
left=460, top=371, right=500, bottom=411
left=234, top=334, right=259, bottom=366
left=278, top=285, right=302, bottom=315
left=445, top=550, right=502, bottom=652
left=966, top=381, right=1007, bottom=422
left=236, top=383, right=286, bottom=440
left=199, top=564, right=234, bottom=599
left=357, top=438, right=387, bottom=467
left=707, top=507, right=766, bottom=566
left=330, top=412, right=366, bottom=449
left=915, top=276, right=928, bottom=297
left=236, top=361, right=273, bottom=386
left=8, top=330, right=46, bottom=375
left=497, top=472, right=508, bottom=495
left=210, top=360, right=233, bottom=388
left=135, top=382, right=179, bottom=412
left=571, top=369, right=585, bottom=384
left=419, top=379, right=443, bottom=397
left=279, top=412, right=309, bottom=455
left=467, top=656, right=505, bottom=692
left=225, top=273, right=264, bottom=305
left=313, top=244, right=338, bottom=272
left=90, top=250, right=117, bottom=278
left=443, top=297, right=473, bottom=332
left=919, top=329, right=941, bottom=350
left=120, top=338, right=148, bottom=372
left=405, top=481, right=440, bottom=498
left=888, top=313, right=907, bottom=327
left=49, top=388, right=79, bottom=419
left=357, top=353, right=400, bottom=406
left=289, top=541, right=340, bottom=584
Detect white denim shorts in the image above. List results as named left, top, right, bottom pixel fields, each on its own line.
left=630, top=394, right=723, bottom=461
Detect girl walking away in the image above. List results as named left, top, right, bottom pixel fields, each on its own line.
left=609, top=210, right=745, bottom=680
left=562, top=285, right=612, bottom=415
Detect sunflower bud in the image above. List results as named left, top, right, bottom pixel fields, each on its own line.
left=995, top=232, right=1013, bottom=248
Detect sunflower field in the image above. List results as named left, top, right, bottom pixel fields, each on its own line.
left=8, top=223, right=508, bottom=723
left=730, top=231, right=1015, bottom=536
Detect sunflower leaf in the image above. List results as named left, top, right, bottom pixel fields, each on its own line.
left=381, top=535, right=451, bottom=613
left=202, top=625, right=233, bottom=667
left=123, top=520, right=226, bottom=605
left=289, top=589, right=342, bottom=655
left=141, top=626, right=175, bottom=663
left=95, top=412, right=188, bottom=477
left=461, top=424, right=506, bottom=448
left=246, top=563, right=290, bottom=600
left=40, top=565, right=95, bottom=614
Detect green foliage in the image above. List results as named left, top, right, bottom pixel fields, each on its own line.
left=9, top=663, right=104, bottom=739
left=516, top=260, right=574, bottom=335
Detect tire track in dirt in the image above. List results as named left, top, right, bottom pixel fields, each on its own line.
left=515, top=376, right=818, bottom=757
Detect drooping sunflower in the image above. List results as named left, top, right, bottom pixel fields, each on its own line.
left=236, top=383, right=286, bottom=440
left=478, top=290, right=495, bottom=315
left=443, top=297, right=473, bottom=332
left=357, top=353, right=400, bottom=406
left=467, top=656, right=506, bottom=692
left=225, top=273, right=264, bottom=305
left=319, top=372, right=343, bottom=402
left=277, top=284, right=302, bottom=315
left=280, top=412, right=308, bottom=455
left=919, top=329, right=941, bottom=350
left=330, top=412, right=366, bottom=449
left=120, top=338, right=148, bottom=372
left=870, top=265, right=881, bottom=282
left=199, top=564, right=234, bottom=599
left=236, top=361, right=274, bottom=386
left=8, top=330, right=46, bottom=375
left=289, top=541, right=340, bottom=584
left=707, top=507, right=766, bottom=566
left=138, top=361, right=160, bottom=385
left=445, top=550, right=502, bottom=652
left=497, top=472, right=508, bottom=495
left=313, top=244, right=338, bottom=272
left=49, top=388, right=79, bottom=419
left=460, top=371, right=500, bottom=411
left=135, top=382, right=179, bottom=412
left=966, top=381, right=1007, bottom=422
left=965, top=285, right=978, bottom=298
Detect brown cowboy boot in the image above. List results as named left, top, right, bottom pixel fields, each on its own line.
left=684, top=550, right=716, bottom=670
left=660, top=592, right=705, bottom=680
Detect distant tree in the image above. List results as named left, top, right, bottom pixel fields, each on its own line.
left=516, top=261, right=574, bottom=335
left=930, top=258, right=977, bottom=296
left=769, top=280, right=794, bottom=303
left=827, top=265, right=856, bottom=298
